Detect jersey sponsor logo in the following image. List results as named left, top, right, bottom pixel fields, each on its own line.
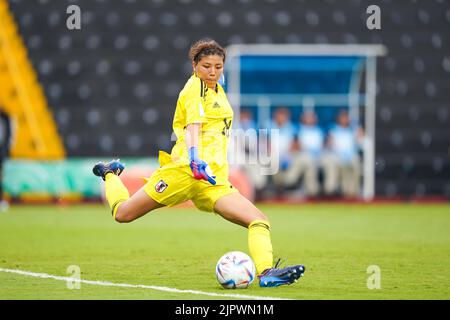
left=213, top=102, right=221, bottom=108
left=155, top=180, right=168, bottom=193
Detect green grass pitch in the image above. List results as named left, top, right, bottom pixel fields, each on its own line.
left=0, top=203, right=449, bottom=300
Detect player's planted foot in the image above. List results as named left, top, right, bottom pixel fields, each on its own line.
left=258, top=264, right=305, bottom=287
left=92, top=159, right=125, bottom=180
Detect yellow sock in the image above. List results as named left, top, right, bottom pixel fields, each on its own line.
left=248, top=220, right=273, bottom=275
left=104, top=173, right=129, bottom=220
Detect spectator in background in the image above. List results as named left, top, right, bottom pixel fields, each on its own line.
left=322, top=109, right=364, bottom=198
left=267, top=107, right=296, bottom=190
left=238, top=109, right=269, bottom=193
left=239, top=108, right=257, bottom=131
left=283, top=110, right=324, bottom=197
left=0, top=109, right=12, bottom=212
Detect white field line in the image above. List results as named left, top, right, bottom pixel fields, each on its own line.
left=0, top=268, right=290, bottom=300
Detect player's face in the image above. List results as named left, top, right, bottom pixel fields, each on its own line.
left=193, top=55, right=224, bottom=89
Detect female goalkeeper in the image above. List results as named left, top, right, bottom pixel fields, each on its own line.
left=93, top=38, right=305, bottom=287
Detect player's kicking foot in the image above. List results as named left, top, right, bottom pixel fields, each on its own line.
left=258, top=264, right=305, bottom=287
left=92, top=159, right=125, bottom=181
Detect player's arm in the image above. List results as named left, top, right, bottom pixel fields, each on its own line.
left=183, top=78, right=216, bottom=185
left=186, top=123, right=216, bottom=185
left=185, top=123, right=201, bottom=151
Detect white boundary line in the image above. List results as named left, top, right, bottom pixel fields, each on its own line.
left=0, top=268, right=290, bottom=300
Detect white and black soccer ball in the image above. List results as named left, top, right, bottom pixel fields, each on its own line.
left=215, top=251, right=256, bottom=289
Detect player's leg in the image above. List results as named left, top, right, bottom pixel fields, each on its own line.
left=213, top=192, right=273, bottom=274
left=103, top=172, right=165, bottom=223
left=112, top=183, right=165, bottom=223
left=213, top=191, right=267, bottom=227
left=93, top=160, right=165, bottom=223
left=213, top=192, right=305, bottom=287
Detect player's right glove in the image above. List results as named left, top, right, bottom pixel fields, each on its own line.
left=189, top=147, right=216, bottom=185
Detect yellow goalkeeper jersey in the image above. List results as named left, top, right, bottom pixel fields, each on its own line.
left=163, top=74, right=234, bottom=185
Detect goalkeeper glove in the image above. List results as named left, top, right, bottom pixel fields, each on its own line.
left=189, top=147, right=216, bottom=185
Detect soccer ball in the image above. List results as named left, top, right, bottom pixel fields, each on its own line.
left=215, top=251, right=256, bottom=289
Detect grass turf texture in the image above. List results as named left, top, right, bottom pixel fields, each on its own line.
left=0, top=203, right=449, bottom=300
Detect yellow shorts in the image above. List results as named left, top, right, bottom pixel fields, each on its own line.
left=143, top=164, right=238, bottom=213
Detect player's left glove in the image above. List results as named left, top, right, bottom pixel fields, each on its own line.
left=189, top=147, right=216, bottom=185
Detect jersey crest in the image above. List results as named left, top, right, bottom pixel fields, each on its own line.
left=155, top=180, right=168, bottom=193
